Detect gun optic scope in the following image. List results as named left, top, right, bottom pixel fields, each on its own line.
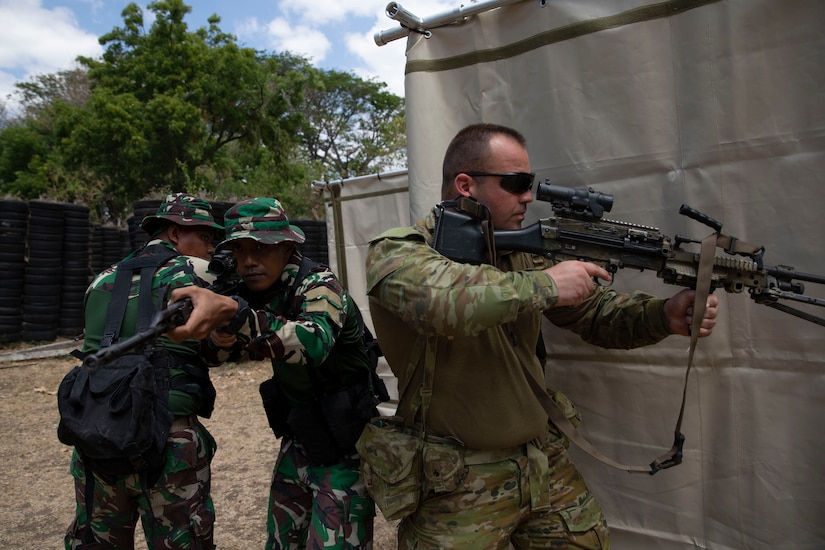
left=208, top=250, right=237, bottom=277
left=537, top=182, right=614, bottom=219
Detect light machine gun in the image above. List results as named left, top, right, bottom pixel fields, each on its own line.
left=82, top=250, right=243, bottom=370
left=434, top=182, right=825, bottom=327
left=434, top=182, right=824, bottom=474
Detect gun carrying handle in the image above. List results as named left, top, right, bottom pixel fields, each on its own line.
left=679, top=205, right=722, bottom=233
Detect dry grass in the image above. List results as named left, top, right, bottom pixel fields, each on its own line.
left=0, top=352, right=398, bottom=549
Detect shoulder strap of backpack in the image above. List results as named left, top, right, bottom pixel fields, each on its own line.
left=99, top=245, right=179, bottom=349
left=286, top=255, right=319, bottom=307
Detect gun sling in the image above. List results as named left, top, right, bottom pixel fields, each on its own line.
left=526, top=230, right=718, bottom=475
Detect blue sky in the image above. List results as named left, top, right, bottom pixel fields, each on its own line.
left=0, top=0, right=453, bottom=112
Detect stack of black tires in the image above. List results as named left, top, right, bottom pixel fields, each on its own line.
left=60, top=204, right=91, bottom=338
left=0, top=198, right=329, bottom=345
left=294, top=220, right=329, bottom=265
left=0, top=200, right=29, bottom=343
left=21, top=201, right=66, bottom=342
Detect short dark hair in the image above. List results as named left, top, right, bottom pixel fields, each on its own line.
left=441, top=123, right=527, bottom=199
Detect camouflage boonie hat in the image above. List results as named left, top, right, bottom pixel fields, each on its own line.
left=217, top=198, right=305, bottom=250
left=140, top=193, right=223, bottom=236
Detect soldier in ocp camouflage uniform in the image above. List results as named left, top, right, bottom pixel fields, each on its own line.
left=365, top=124, right=720, bottom=549
left=65, top=193, right=225, bottom=549
left=197, top=198, right=377, bottom=549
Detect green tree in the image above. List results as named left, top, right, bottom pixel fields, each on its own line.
left=61, top=0, right=310, bottom=217
left=0, top=124, right=50, bottom=195
left=298, top=69, right=406, bottom=180
left=15, top=68, right=92, bottom=121
left=0, top=0, right=407, bottom=221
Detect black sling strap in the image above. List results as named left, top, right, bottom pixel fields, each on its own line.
left=99, top=245, right=179, bottom=349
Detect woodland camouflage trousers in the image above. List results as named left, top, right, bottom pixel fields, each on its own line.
left=65, top=422, right=217, bottom=550
left=266, top=437, right=376, bottom=549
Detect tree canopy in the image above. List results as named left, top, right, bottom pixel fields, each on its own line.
left=0, top=0, right=405, bottom=222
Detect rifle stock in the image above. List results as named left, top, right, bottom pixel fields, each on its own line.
left=434, top=182, right=825, bottom=326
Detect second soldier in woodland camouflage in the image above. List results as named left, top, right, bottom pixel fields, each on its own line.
left=365, top=124, right=720, bottom=549
left=197, top=198, right=378, bottom=550
left=65, top=193, right=224, bottom=549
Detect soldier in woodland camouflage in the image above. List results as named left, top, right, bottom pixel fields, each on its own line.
left=364, top=124, right=720, bottom=549
left=65, top=193, right=225, bottom=549
left=194, top=198, right=377, bottom=549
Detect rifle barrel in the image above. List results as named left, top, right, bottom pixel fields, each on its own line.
left=766, top=266, right=825, bottom=285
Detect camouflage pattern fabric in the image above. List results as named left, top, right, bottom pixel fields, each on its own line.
left=399, top=428, right=609, bottom=549
left=365, top=210, right=675, bottom=548
left=265, top=438, right=375, bottom=550
left=203, top=250, right=368, bottom=405
left=140, top=193, right=223, bottom=236
left=201, top=243, right=375, bottom=546
left=65, top=422, right=217, bottom=550
left=217, top=197, right=305, bottom=248
left=82, top=239, right=218, bottom=415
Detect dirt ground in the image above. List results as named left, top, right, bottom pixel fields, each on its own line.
left=0, top=345, right=398, bottom=549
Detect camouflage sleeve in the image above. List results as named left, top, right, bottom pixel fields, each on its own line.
left=544, top=285, right=673, bottom=349
left=245, top=270, right=345, bottom=367
left=200, top=333, right=251, bottom=367
left=155, top=254, right=215, bottom=290
left=366, top=234, right=559, bottom=337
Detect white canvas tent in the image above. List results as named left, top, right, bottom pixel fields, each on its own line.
left=321, top=0, right=825, bottom=547
left=312, top=170, right=410, bottom=407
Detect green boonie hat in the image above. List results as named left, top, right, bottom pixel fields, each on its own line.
left=217, top=198, right=305, bottom=250
left=140, top=193, right=223, bottom=236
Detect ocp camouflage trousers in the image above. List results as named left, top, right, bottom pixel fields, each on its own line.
left=398, top=426, right=610, bottom=549
left=64, top=421, right=217, bottom=550
left=266, top=437, right=376, bottom=550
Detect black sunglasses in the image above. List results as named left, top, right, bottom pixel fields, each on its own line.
left=463, top=171, right=536, bottom=195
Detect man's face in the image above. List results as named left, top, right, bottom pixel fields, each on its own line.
left=226, top=238, right=294, bottom=292
left=464, top=135, right=534, bottom=230
left=175, top=227, right=216, bottom=260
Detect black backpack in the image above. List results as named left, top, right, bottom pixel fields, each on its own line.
left=57, top=245, right=179, bottom=485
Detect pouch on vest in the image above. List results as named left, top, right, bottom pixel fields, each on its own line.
left=286, top=403, right=342, bottom=466
left=259, top=376, right=292, bottom=438
left=320, top=379, right=378, bottom=454
left=57, top=352, right=171, bottom=483
left=356, top=415, right=423, bottom=521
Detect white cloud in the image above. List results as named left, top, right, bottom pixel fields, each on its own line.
left=342, top=1, right=457, bottom=97
left=264, top=17, right=332, bottom=63
left=345, top=28, right=407, bottom=97
left=0, top=0, right=102, bottom=108
left=278, top=0, right=387, bottom=26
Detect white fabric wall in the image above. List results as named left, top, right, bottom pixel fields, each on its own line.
left=397, top=0, right=825, bottom=547
left=316, top=171, right=410, bottom=406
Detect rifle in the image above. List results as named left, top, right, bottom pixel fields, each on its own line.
left=82, top=250, right=242, bottom=370
left=433, top=183, right=824, bottom=475
left=433, top=182, right=825, bottom=327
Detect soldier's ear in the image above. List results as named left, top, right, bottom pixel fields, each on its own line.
left=165, top=224, right=182, bottom=246
left=454, top=173, right=474, bottom=198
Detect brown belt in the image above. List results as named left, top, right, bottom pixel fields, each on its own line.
left=170, top=415, right=197, bottom=432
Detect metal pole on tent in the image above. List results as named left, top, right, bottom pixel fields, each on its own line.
left=374, top=0, right=526, bottom=46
